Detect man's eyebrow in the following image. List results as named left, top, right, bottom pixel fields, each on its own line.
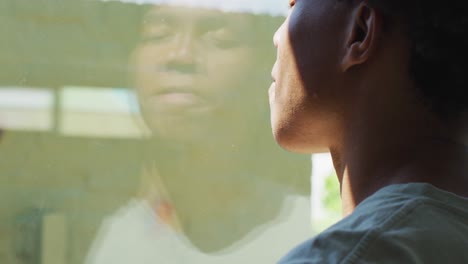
left=199, top=14, right=251, bottom=33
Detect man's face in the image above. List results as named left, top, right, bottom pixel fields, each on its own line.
left=270, top=0, right=351, bottom=152
left=132, top=6, right=256, bottom=142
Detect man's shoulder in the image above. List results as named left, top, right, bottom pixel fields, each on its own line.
left=277, top=196, right=417, bottom=264
left=279, top=183, right=468, bottom=264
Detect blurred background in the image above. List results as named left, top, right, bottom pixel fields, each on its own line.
left=0, top=0, right=340, bottom=263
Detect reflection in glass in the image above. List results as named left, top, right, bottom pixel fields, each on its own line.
left=0, top=1, right=322, bottom=263
left=87, top=4, right=313, bottom=263
left=0, top=88, right=54, bottom=131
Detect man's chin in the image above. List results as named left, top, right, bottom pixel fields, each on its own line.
left=271, top=123, right=329, bottom=154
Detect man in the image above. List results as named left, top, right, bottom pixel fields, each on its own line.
left=270, top=0, right=468, bottom=263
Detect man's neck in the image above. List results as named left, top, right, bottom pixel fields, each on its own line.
left=331, top=95, right=467, bottom=216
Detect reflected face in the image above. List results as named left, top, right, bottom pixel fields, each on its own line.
left=270, top=0, right=349, bottom=152
left=133, top=6, right=256, bottom=141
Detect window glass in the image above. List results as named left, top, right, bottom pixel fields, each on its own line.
left=0, top=0, right=339, bottom=263
left=59, top=87, right=148, bottom=138
left=0, top=87, right=54, bottom=131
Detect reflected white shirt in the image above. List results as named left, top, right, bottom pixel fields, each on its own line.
left=86, top=195, right=313, bottom=264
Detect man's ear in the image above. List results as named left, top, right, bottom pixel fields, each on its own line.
left=341, top=3, right=381, bottom=72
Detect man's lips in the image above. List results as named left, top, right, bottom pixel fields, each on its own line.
left=153, top=87, right=201, bottom=97
left=142, top=86, right=210, bottom=111
left=271, top=62, right=278, bottom=82
left=268, top=63, right=278, bottom=108
left=151, top=88, right=202, bottom=104
left=154, top=92, right=202, bottom=105
left=269, top=82, right=276, bottom=102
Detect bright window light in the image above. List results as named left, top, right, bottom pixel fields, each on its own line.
left=59, top=86, right=149, bottom=138
left=0, top=87, right=54, bottom=131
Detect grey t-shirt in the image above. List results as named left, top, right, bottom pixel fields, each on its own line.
left=279, top=183, right=468, bottom=264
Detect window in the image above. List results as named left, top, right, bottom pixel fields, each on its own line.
left=0, top=1, right=339, bottom=263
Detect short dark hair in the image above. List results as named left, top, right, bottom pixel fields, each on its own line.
left=345, top=1, right=468, bottom=118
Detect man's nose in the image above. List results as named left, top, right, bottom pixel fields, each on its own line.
left=273, top=25, right=281, bottom=48
left=167, top=33, right=197, bottom=73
